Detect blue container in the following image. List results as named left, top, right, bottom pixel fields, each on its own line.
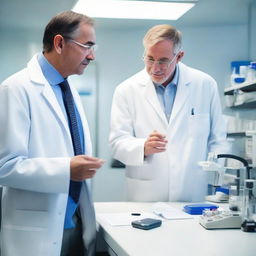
left=234, top=77, right=245, bottom=83
left=250, top=62, right=256, bottom=69
left=183, top=203, right=218, bottom=215
left=231, top=60, right=251, bottom=74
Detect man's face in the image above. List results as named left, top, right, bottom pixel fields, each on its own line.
left=144, top=40, right=182, bottom=86
left=62, top=23, right=96, bottom=77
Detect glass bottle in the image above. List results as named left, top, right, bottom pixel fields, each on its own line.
left=241, top=179, right=256, bottom=232
left=229, top=184, right=240, bottom=211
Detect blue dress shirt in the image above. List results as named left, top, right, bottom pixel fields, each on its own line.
left=37, top=53, right=85, bottom=153
left=154, top=65, right=179, bottom=121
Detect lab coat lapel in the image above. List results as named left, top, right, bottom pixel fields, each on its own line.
left=27, top=55, right=71, bottom=137
left=169, top=63, right=191, bottom=125
left=41, top=84, right=70, bottom=133
left=144, top=79, right=168, bottom=126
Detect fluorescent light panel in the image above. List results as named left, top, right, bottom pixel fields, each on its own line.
left=73, top=0, right=195, bottom=20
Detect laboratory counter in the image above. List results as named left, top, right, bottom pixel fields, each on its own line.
left=95, top=202, right=256, bottom=256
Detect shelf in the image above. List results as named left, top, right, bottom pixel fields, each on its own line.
left=224, top=81, right=256, bottom=95
left=227, top=131, right=256, bottom=137
left=230, top=100, right=256, bottom=109
left=227, top=132, right=246, bottom=137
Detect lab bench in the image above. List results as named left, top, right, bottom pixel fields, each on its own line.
left=95, top=202, right=256, bottom=256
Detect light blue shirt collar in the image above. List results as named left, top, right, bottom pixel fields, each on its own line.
left=154, top=65, right=180, bottom=121
left=37, top=52, right=64, bottom=85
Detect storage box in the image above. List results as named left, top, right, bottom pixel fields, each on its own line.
left=183, top=203, right=218, bottom=215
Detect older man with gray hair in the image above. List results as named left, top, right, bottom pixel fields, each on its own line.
left=110, top=24, right=228, bottom=203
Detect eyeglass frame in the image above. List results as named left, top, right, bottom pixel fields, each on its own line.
left=63, top=37, right=98, bottom=52
left=143, top=50, right=180, bottom=68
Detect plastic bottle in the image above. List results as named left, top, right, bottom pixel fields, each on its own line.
left=246, top=62, right=256, bottom=84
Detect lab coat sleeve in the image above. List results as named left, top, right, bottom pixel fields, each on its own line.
left=109, top=85, right=146, bottom=166
left=208, top=79, right=230, bottom=154
left=0, top=84, right=70, bottom=194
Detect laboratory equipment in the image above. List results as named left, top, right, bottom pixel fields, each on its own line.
left=198, top=153, right=226, bottom=203
left=229, top=184, right=241, bottom=211
left=216, top=154, right=251, bottom=212
left=199, top=209, right=242, bottom=229
left=198, top=153, right=253, bottom=230
left=199, top=153, right=251, bottom=206
left=241, top=179, right=256, bottom=232
left=205, top=187, right=229, bottom=203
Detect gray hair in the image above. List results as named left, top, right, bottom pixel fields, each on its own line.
left=143, top=24, right=182, bottom=54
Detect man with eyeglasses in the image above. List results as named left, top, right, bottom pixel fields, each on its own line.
left=0, top=11, right=104, bottom=256
left=109, top=24, right=228, bottom=202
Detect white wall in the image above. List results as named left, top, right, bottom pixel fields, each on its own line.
left=249, top=2, right=256, bottom=60
left=0, top=22, right=253, bottom=202
left=0, top=28, right=42, bottom=82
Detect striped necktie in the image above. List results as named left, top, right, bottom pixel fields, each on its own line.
left=59, top=79, right=82, bottom=203
left=59, top=80, right=96, bottom=251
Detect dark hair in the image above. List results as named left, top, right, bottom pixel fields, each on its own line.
left=43, top=11, right=94, bottom=52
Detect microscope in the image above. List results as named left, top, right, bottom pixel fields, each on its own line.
left=198, top=153, right=256, bottom=231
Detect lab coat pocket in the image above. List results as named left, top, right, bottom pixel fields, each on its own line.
left=188, top=114, right=210, bottom=137
left=126, top=177, right=166, bottom=201
left=1, top=225, right=47, bottom=256
left=12, top=209, right=49, bottom=228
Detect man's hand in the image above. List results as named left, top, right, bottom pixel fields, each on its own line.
left=144, top=131, right=168, bottom=157
left=70, top=155, right=104, bottom=181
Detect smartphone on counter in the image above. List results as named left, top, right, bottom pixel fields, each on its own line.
left=131, top=218, right=162, bottom=230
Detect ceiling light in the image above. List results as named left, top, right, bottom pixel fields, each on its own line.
left=72, top=0, right=196, bottom=20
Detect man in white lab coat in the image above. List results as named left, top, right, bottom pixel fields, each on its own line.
left=0, top=11, right=104, bottom=256
left=109, top=24, right=228, bottom=202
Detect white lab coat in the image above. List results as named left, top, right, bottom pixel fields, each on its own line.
left=110, top=62, right=228, bottom=202
left=0, top=55, right=96, bottom=256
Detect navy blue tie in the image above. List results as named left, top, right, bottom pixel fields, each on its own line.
left=59, top=79, right=82, bottom=203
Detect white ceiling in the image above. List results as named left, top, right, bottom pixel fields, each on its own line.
left=0, top=0, right=253, bottom=30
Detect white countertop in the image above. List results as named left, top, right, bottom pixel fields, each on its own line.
left=95, top=202, right=256, bottom=256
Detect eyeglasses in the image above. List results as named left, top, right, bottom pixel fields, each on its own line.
left=143, top=52, right=179, bottom=69
left=66, top=38, right=98, bottom=52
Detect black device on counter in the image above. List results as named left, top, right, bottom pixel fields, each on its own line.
left=131, top=218, right=162, bottom=230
